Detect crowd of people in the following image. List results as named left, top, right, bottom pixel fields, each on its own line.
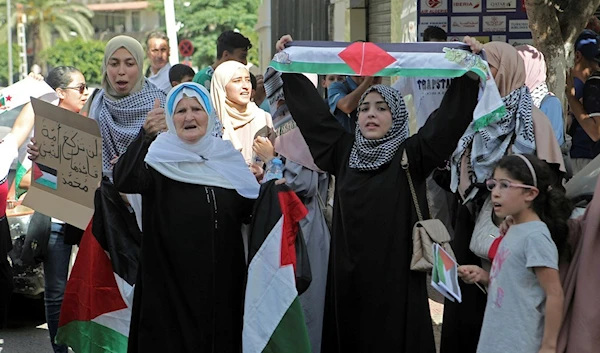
left=0, top=23, right=598, bottom=353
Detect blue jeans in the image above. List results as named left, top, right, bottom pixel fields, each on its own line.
left=44, top=223, right=72, bottom=353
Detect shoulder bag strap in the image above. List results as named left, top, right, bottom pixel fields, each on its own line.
left=401, top=149, right=425, bottom=222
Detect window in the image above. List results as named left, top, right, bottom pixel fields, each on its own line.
left=132, top=11, right=141, bottom=32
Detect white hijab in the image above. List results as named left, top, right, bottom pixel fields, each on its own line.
left=144, top=82, right=259, bottom=199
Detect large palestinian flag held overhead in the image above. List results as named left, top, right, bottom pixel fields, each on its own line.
left=269, top=41, right=505, bottom=130
left=56, top=180, right=141, bottom=352
left=243, top=182, right=312, bottom=353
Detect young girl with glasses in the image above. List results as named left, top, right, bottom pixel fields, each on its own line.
left=459, top=153, right=572, bottom=353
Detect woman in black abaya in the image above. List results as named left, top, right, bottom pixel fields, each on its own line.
left=276, top=35, right=482, bottom=353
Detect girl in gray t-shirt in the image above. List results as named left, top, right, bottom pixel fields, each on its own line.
left=458, top=154, right=572, bottom=353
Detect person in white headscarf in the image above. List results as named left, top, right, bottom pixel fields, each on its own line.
left=113, top=82, right=259, bottom=353
left=210, top=60, right=275, bottom=177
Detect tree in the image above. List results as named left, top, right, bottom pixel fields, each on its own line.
left=150, top=0, right=260, bottom=68
left=0, top=0, right=94, bottom=66
left=525, top=0, right=600, bottom=103
left=40, top=38, right=106, bottom=86
left=0, top=43, right=20, bottom=87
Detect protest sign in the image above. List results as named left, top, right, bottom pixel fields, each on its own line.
left=22, top=98, right=102, bottom=230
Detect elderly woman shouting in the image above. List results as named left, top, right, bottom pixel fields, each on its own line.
left=113, top=82, right=259, bottom=353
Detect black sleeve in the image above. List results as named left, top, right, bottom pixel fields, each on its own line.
left=407, top=75, right=480, bottom=180
left=113, top=128, right=154, bottom=194
left=282, top=73, right=354, bottom=175
left=583, top=77, right=600, bottom=119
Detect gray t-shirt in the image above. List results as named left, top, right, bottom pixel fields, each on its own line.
left=477, top=221, right=558, bottom=353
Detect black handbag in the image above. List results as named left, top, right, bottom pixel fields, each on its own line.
left=19, top=211, right=52, bottom=265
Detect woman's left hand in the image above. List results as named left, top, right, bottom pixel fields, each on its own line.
left=463, top=36, right=484, bottom=54
left=253, top=136, right=276, bottom=164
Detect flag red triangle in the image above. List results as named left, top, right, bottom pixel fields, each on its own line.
left=59, top=221, right=128, bottom=326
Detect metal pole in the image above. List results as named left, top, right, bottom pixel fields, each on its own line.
left=164, top=0, right=180, bottom=65
left=7, top=0, right=13, bottom=85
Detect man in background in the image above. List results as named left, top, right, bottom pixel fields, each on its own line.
left=193, top=31, right=252, bottom=91
left=567, top=29, right=600, bottom=174
left=146, top=31, right=172, bottom=93
left=169, top=64, right=195, bottom=88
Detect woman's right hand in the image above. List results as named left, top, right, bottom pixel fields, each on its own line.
left=27, top=137, right=39, bottom=161
left=143, top=98, right=167, bottom=137
left=276, top=35, right=293, bottom=52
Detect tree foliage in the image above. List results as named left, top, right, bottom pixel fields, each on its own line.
left=526, top=0, right=600, bottom=103
left=150, top=0, right=260, bottom=68
left=0, top=0, right=94, bottom=65
left=0, top=43, right=20, bottom=87
left=40, top=38, right=106, bottom=86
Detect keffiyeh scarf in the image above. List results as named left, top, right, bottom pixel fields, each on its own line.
left=349, top=85, right=409, bottom=171
left=450, top=85, right=536, bottom=197
left=91, top=80, right=166, bottom=171
left=530, top=82, right=550, bottom=108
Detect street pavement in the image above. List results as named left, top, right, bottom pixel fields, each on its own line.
left=0, top=294, right=55, bottom=353
left=0, top=282, right=445, bottom=353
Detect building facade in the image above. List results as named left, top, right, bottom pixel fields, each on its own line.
left=81, top=0, right=162, bottom=42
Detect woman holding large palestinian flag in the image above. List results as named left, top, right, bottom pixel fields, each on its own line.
left=275, top=35, right=483, bottom=353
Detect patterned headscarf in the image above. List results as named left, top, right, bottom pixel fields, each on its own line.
left=450, top=43, right=536, bottom=197
left=91, top=35, right=166, bottom=172
left=349, top=85, right=409, bottom=171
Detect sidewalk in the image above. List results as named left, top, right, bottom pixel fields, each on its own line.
left=428, top=274, right=445, bottom=353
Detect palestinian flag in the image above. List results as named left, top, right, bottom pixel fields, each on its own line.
left=57, top=180, right=141, bottom=352
left=269, top=41, right=506, bottom=130
left=32, top=162, right=58, bottom=190
left=14, top=141, right=32, bottom=198
left=0, top=77, right=58, bottom=183
left=243, top=182, right=311, bottom=353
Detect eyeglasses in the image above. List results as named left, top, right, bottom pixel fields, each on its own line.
left=485, top=179, right=538, bottom=192
left=61, top=83, right=87, bottom=94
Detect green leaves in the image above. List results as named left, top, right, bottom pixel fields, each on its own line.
left=150, top=0, right=260, bottom=68
left=0, top=42, right=20, bottom=87
left=40, top=38, right=106, bottom=86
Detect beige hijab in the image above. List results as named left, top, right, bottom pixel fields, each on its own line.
left=210, top=60, right=271, bottom=156
left=101, top=35, right=145, bottom=100
left=483, top=42, right=526, bottom=97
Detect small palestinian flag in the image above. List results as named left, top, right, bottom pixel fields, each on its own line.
left=57, top=180, right=141, bottom=352
left=33, top=163, right=57, bottom=190
left=243, top=182, right=311, bottom=353
left=0, top=77, right=57, bottom=114
left=269, top=41, right=506, bottom=130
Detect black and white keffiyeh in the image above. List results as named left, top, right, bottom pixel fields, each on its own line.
left=530, top=82, right=550, bottom=108
left=91, top=79, right=166, bottom=172
left=349, top=85, right=409, bottom=171
left=450, top=85, right=536, bottom=195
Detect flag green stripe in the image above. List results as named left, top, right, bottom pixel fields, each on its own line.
left=56, top=320, right=128, bottom=353
left=35, top=178, right=57, bottom=190
left=269, top=60, right=487, bottom=80
left=263, top=297, right=311, bottom=353
left=14, top=162, right=29, bottom=199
